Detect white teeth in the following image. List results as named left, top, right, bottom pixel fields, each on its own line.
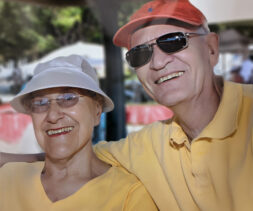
left=156, top=71, right=184, bottom=84
left=47, top=127, right=73, bottom=136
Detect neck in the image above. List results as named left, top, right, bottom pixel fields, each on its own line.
left=171, top=77, right=223, bottom=141
left=42, top=141, right=110, bottom=180
left=41, top=141, right=110, bottom=202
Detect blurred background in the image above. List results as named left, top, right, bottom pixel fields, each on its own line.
left=0, top=0, right=252, bottom=153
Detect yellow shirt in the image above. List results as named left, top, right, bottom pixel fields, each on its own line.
left=0, top=161, right=157, bottom=210
left=95, top=81, right=253, bottom=211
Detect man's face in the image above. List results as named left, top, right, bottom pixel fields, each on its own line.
left=130, top=24, right=219, bottom=108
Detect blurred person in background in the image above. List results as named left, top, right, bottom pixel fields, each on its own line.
left=0, top=55, right=157, bottom=211
left=10, top=67, right=23, bottom=94
left=240, top=54, right=253, bottom=83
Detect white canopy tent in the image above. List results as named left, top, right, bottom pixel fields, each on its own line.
left=190, top=0, right=253, bottom=24
left=190, top=0, right=253, bottom=78
left=21, top=41, right=105, bottom=79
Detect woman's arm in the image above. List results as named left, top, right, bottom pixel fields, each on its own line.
left=0, top=152, right=45, bottom=167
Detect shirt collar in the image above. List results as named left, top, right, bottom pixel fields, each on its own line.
left=197, top=81, right=242, bottom=139
left=168, top=80, right=242, bottom=147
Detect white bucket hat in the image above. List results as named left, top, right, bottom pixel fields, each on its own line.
left=10, top=55, right=114, bottom=114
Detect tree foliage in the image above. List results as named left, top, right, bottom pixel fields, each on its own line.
left=117, top=1, right=146, bottom=28
left=0, top=0, right=252, bottom=66
left=0, top=1, right=102, bottom=64
left=0, top=2, right=36, bottom=64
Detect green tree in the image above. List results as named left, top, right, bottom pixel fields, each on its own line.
left=0, top=1, right=102, bottom=64
left=0, top=2, right=36, bottom=64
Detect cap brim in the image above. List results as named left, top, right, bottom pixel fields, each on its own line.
left=113, top=14, right=203, bottom=49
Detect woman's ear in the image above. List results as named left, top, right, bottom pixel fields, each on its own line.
left=94, top=101, right=102, bottom=126
left=206, top=32, right=219, bottom=66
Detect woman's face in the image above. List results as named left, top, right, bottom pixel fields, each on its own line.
left=29, top=87, right=102, bottom=160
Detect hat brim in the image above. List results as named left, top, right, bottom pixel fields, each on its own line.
left=10, top=68, right=114, bottom=114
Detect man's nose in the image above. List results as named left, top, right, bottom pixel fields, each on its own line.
left=149, top=45, right=174, bottom=70
left=45, top=101, right=64, bottom=123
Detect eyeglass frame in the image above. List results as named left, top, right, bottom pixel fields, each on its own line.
left=22, top=90, right=97, bottom=114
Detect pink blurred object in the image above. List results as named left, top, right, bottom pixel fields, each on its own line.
left=0, top=103, right=173, bottom=143
left=126, top=104, right=173, bottom=125
left=0, top=104, right=32, bottom=143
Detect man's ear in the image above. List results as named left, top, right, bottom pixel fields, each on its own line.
left=206, top=32, right=219, bottom=66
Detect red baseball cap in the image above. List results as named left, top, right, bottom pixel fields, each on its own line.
left=113, top=0, right=207, bottom=49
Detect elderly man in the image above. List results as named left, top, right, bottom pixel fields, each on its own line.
left=95, top=0, right=253, bottom=210
left=1, top=0, right=253, bottom=210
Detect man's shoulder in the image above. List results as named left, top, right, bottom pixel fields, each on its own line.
left=225, top=80, right=253, bottom=93
left=94, top=120, right=174, bottom=163
left=224, top=80, right=253, bottom=100
left=95, top=120, right=174, bottom=153
left=130, top=120, right=173, bottom=136
left=241, top=83, right=253, bottom=98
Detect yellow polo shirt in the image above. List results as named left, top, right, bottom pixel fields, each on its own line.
left=0, top=160, right=157, bottom=210
left=95, top=81, right=253, bottom=211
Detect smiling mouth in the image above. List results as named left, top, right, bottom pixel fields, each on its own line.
left=47, top=127, right=74, bottom=136
left=155, top=71, right=184, bottom=84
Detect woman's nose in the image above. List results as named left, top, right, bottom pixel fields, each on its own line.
left=45, top=102, right=64, bottom=123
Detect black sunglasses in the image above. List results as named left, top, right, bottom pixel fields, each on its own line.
left=126, top=32, right=207, bottom=68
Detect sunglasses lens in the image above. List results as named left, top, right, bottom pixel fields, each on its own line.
left=126, top=45, right=152, bottom=68
left=126, top=32, right=188, bottom=68
left=157, top=32, right=187, bottom=53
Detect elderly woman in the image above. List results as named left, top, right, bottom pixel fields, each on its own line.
left=0, top=55, right=157, bottom=210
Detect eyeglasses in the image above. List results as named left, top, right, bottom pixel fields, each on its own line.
left=27, top=93, right=85, bottom=113
left=126, top=32, right=207, bottom=68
